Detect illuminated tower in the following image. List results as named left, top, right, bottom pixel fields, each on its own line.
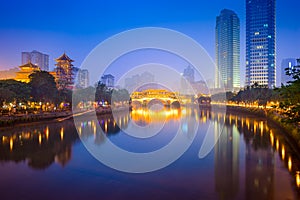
left=54, top=53, right=75, bottom=90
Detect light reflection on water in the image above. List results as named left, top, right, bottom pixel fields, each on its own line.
left=0, top=108, right=300, bottom=199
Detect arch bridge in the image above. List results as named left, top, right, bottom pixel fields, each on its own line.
left=131, top=89, right=182, bottom=108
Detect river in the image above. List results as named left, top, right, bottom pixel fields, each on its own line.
left=0, top=107, right=299, bottom=200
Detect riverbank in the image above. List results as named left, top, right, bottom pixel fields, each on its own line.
left=227, top=105, right=300, bottom=150
left=0, top=111, right=73, bottom=127
left=0, top=106, right=130, bottom=128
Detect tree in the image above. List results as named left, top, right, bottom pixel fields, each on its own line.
left=95, top=82, right=112, bottom=104
left=232, top=83, right=275, bottom=108
left=0, top=79, right=31, bottom=103
left=57, top=88, right=73, bottom=109
left=72, top=86, right=96, bottom=107
left=29, top=71, right=58, bottom=103
left=112, top=89, right=130, bottom=103
left=0, top=88, right=16, bottom=106
left=277, top=64, right=300, bottom=123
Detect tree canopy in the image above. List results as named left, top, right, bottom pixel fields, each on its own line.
left=277, top=64, right=300, bottom=123
left=0, top=79, right=31, bottom=103
left=29, top=71, right=58, bottom=103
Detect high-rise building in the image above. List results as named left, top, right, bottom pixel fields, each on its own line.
left=246, top=0, right=276, bottom=88
left=101, top=74, right=115, bottom=88
left=281, top=58, right=296, bottom=85
left=22, top=50, right=49, bottom=71
left=76, top=69, right=89, bottom=88
left=215, top=9, right=240, bottom=91
left=181, top=66, right=195, bottom=94
left=183, top=65, right=195, bottom=83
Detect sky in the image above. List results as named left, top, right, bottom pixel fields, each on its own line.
left=0, top=0, right=299, bottom=86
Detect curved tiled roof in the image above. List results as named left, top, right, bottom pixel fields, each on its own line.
left=55, top=53, right=74, bottom=62
left=19, top=61, right=39, bottom=69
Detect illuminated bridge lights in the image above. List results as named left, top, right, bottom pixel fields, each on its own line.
left=130, top=89, right=211, bottom=107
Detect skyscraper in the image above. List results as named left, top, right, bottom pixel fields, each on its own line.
left=215, top=9, right=240, bottom=91
left=183, top=65, right=195, bottom=83
left=246, top=0, right=276, bottom=88
left=76, top=69, right=89, bottom=88
left=281, top=58, right=296, bottom=85
left=181, top=66, right=195, bottom=94
left=22, top=50, right=49, bottom=71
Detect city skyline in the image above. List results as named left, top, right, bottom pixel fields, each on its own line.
left=0, top=1, right=299, bottom=87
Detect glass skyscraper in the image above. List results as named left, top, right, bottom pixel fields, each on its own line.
left=215, top=9, right=240, bottom=91
left=246, top=0, right=276, bottom=88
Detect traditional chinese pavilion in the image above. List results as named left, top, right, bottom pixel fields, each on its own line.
left=54, top=53, right=75, bottom=90
left=15, top=62, right=40, bottom=83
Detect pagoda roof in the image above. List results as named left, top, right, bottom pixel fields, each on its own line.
left=55, top=53, right=74, bottom=62
left=19, top=62, right=39, bottom=69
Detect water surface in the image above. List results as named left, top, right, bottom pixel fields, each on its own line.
left=0, top=108, right=299, bottom=200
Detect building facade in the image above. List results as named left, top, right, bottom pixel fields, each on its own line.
left=281, top=58, right=296, bottom=85
left=101, top=74, right=115, bottom=88
left=76, top=69, right=89, bottom=88
left=215, top=9, right=240, bottom=91
left=246, top=0, right=276, bottom=88
left=22, top=50, right=49, bottom=71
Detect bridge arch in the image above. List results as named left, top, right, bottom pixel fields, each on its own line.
left=147, top=99, right=166, bottom=110
left=171, top=100, right=181, bottom=108
left=131, top=100, right=143, bottom=109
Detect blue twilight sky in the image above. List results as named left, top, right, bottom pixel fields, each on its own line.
left=0, top=0, right=299, bottom=86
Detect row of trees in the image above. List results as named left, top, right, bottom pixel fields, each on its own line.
left=277, top=64, right=300, bottom=123
left=72, top=81, right=130, bottom=108
left=214, top=63, right=300, bottom=124
left=0, top=71, right=130, bottom=113
left=0, top=71, right=71, bottom=107
left=212, top=83, right=278, bottom=108
left=231, top=83, right=278, bottom=107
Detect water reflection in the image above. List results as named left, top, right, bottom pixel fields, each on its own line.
left=0, top=120, right=77, bottom=169
left=211, top=112, right=300, bottom=199
left=214, top=120, right=239, bottom=200
left=0, top=108, right=300, bottom=199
